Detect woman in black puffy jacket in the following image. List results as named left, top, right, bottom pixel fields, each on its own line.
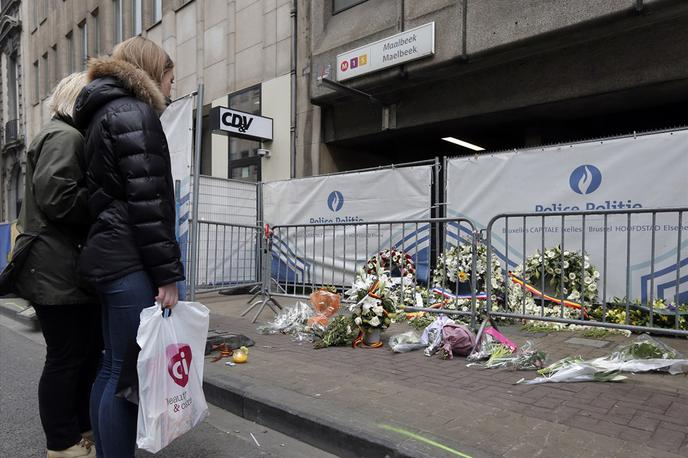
left=73, top=37, right=183, bottom=457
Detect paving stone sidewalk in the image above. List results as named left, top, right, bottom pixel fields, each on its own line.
left=200, top=293, right=688, bottom=458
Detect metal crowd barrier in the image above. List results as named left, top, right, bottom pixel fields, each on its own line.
left=485, top=208, right=688, bottom=336
left=267, top=217, right=481, bottom=326
left=187, top=219, right=262, bottom=294
left=187, top=208, right=687, bottom=337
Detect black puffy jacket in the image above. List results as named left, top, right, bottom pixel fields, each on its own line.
left=73, top=57, right=184, bottom=287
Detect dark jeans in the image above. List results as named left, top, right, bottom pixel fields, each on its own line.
left=33, top=303, right=102, bottom=451
left=90, top=270, right=156, bottom=458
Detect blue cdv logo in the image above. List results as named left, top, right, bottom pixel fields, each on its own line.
left=327, top=191, right=344, bottom=212
left=569, top=165, right=602, bottom=195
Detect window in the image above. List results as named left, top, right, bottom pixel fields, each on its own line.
left=193, top=104, right=212, bottom=175
left=333, top=0, right=368, bottom=14
left=31, top=0, right=38, bottom=30
left=33, top=60, right=39, bottom=103
left=66, top=31, right=74, bottom=73
left=199, top=107, right=212, bottom=175
left=79, top=21, right=88, bottom=69
left=42, top=53, right=49, bottom=97
left=9, top=167, right=22, bottom=220
left=114, top=0, right=123, bottom=44
left=41, top=0, right=48, bottom=22
left=154, top=0, right=162, bottom=23
left=51, top=45, right=58, bottom=85
left=92, top=9, right=100, bottom=56
left=132, top=0, right=142, bottom=35
left=7, top=54, right=18, bottom=121
left=227, top=86, right=262, bottom=182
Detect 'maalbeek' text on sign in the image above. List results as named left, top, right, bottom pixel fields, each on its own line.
left=336, top=23, right=435, bottom=81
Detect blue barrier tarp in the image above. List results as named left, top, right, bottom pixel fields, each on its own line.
left=0, top=223, right=12, bottom=271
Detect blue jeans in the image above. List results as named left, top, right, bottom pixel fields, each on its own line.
left=90, top=271, right=155, bottom=458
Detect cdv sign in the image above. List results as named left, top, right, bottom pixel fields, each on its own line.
left=210, top=106, right=273, bottom=141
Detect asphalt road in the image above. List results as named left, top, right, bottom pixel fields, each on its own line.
left=0, top=314, right=336, bottom=458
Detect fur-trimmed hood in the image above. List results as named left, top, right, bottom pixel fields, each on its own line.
left=74, top=57, right=166, bottom=129
left=87, top=57, right=166, bottom=112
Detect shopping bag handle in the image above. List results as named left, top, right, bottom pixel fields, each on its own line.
left=162, top=307, right=172, bottom=318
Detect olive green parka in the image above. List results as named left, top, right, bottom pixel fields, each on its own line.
left=13, top=116, right=95, bottom=305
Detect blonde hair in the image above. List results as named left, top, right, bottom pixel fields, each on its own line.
left=48, top=72, right=89, bottom=121
left=112, top=36, right=174, bottom=85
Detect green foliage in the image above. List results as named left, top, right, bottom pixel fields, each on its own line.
left=407, top=314, right=436, bottom=331
left=313, top=315, right=357, bottom=349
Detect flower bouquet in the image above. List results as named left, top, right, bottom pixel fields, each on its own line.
left=432, top=243, right=504, bottom=313
left=507, top=246, right=599, bottom=317
left=346, top=272, right=396, bottom=333
left=589, top=297, right=688, bottom=331
left=365, top=249, right=416, bottom=277
left=433, top=243, right=503, bottom=292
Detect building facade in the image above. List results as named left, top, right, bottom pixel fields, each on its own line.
left=0, top=0, right=25, bottom=222
left=10, top=0, right=688, bottom=216
left=21, top=0, right=295, bottom=199
left=301, top=0, right=688, bottom=174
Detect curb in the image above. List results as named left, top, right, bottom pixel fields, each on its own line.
left=202, top=365, right=450, bottom=458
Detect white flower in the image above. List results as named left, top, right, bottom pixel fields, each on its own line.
left=588, top=284, right=597, bottom=291
left=372, top=304, right=384, bottom=315
left=593, top=271, right=600, bottom=278
left=584, top=276, right=592, bottom=285
left=564, top=251, right=570, bottom=256
left=563, top=261, right=569, bottom=269
left=359, top=294, right=378, bottom=312
left=569, top=273, right=576, bottom=280
left=584, top=262, right=590, bottom=269
left=369, top=316, right=381, bottom=327
left=354, top=317, right=362, bottom=325
left=346, top=325, right=353, bottom=334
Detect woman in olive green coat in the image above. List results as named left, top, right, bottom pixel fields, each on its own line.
left=14, top=73, right=100, bottom=458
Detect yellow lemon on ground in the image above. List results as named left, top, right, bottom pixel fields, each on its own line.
left=232, top=346, right=249, bottom=363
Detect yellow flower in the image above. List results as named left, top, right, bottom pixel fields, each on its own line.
left=458, top=271, right=469, bottom=282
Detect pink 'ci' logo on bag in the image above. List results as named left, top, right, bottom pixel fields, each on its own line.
left=167, top=344, right=192, bottom=387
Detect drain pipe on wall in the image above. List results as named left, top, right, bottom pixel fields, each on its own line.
left=290, top=0, right=297, bottom=178
left=461, top=0, right=468, bottom=60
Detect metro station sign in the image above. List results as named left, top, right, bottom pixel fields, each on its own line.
left=336, top=22, right=435, bottom=82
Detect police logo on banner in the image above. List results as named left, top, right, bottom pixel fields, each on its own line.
left=569, top=164, right=602, bottom=195
left=327, top=191, right=344, bottom=212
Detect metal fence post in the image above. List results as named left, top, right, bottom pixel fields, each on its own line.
left=189, top=83, right=204, bottom=301
left=433, top=157, right=441, bottom=267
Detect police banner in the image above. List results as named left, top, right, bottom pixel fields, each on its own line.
left=446, top=129, right=688, bottom=302
left=161, top=95, right=194, bottom=297
left=263, top=166, right=433, bottom=288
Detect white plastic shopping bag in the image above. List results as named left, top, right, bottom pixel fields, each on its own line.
left=136, top=301, right=210, bottom=453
